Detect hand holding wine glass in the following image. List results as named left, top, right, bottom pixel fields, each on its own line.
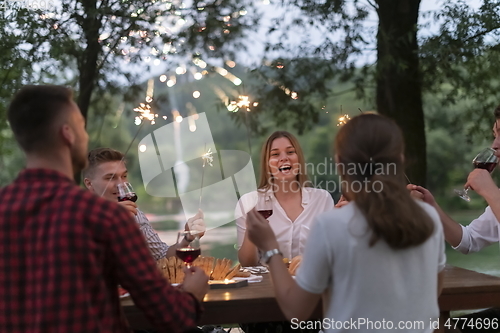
left=176, top=231, right=201, bottom=268
left=455, top=148, right=498, bottom=202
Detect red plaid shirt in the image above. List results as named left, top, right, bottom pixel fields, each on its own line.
left=0, top=169, right=201, bottom=333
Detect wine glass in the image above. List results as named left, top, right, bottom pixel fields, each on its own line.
left=256, top=197, right=273, bottom=219
left=454, top=148, right=498, bottom=202
left=117, top=182, right=138, bottom=202
left=176, top=231, right=201, bottom=268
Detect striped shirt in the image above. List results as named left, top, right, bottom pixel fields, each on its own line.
left=135, top=209, right=169, bottom=260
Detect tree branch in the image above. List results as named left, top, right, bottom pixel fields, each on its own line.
left=465, top=25, right=500, bottom=43
left=366, top=0, right=377, bottom=11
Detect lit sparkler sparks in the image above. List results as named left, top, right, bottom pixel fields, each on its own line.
left=226, top=95, right=254, bottom=155
left=199, top=146, right=214, bottom=208
left=134, top=103, right=156, bottom=125
left=202, top=148, right=214, bottom=167
left=337, top=114, right=351, bottom=127
left=227, top=95, right=252, bottom=112
left=100, top=79, right=166, bottom=198
left=134, top=79, right=157, bottom=125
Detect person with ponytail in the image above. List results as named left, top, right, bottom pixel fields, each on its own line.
left=245, top=114, right=446, bottom=333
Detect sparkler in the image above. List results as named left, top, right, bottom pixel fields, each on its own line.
left=99, top=79, right=164, bottom=198
left=199, top=146, right=214, bottom=209
left=99, top=103, right=159, bottom=198
left=227, top=95, right=255, bottom=155
left=337, top=114, right=351, bottom=127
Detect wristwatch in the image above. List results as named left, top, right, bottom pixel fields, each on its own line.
left=261, top=249, right=283, bottom=264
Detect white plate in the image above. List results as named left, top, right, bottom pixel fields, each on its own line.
left=233, top=274, right=263, bottom=283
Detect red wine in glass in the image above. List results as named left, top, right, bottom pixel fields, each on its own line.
left=118, top=193, right=138, bottom=202
left=176, top=248, right=201, bottom=264
left=258, top=210, right=273, bottom=219
left=455, top=147, right=498, bottom=202
left=256, top=197, right=273, bottom=220
left=474, top=162, right=497, bottom=173
left=117, top=182, right=138, bottom=203
left=176, top=231, right=201, bottom=268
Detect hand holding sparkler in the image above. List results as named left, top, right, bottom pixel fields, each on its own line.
left=185, top=209, right=206, bottom=237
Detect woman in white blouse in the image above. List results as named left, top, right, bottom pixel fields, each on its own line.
left=237, top=131, right=334, bottom=267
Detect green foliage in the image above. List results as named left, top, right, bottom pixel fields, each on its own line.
left=0, top=0, right=260, bottom=134
left=238, top=0, right=373, bottom=135
left=0, top=0, right=260, bottom=184
left=420, top=0, right=500, bottom=140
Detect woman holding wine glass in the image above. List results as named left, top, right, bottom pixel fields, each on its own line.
left=236, top=131, right=334, bottom=267
left=245, top=114, right=446, bottom=333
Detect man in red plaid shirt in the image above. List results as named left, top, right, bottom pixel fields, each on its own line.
left=0, top=85, right=209, bottom=332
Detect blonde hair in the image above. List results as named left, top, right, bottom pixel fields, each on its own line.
left=83, top=147, right=125, bottom=179
left=258, top=131, right=310, bottom=190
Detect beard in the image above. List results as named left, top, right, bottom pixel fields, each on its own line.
left=70, top=145, right=88, bottom=175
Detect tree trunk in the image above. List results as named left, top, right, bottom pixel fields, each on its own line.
left=376, top=0, right=426, bottom=186
left=75, top=0, right=102, bottom=183
left=76, top=0, right=101, bottom=121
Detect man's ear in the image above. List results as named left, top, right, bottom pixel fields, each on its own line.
left=60, top=123, right=75, bottom=147
left=83, top=177, right=92, bottom=190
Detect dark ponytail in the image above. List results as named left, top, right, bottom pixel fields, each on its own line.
left=335, top=114, right=434, bottom=249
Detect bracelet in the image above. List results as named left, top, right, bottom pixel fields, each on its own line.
left=262, top=249, right=282, bottom=264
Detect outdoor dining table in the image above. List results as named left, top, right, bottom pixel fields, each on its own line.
left=122, top=264, right=500, bottom=331
left=437, top=265, right=500, bottom=332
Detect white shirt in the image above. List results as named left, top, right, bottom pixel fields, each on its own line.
left=295, top=201, right=446, bottom=333
left=453, top=206, right=500, bottom=254
left=236, top=187, right=334, bottom=260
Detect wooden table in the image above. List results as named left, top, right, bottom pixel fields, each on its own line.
left=122, top=265, right=500, bottom=330
left=122, top=275, right=321, bottom=328
left=437, top=265, right=500, bottom=332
